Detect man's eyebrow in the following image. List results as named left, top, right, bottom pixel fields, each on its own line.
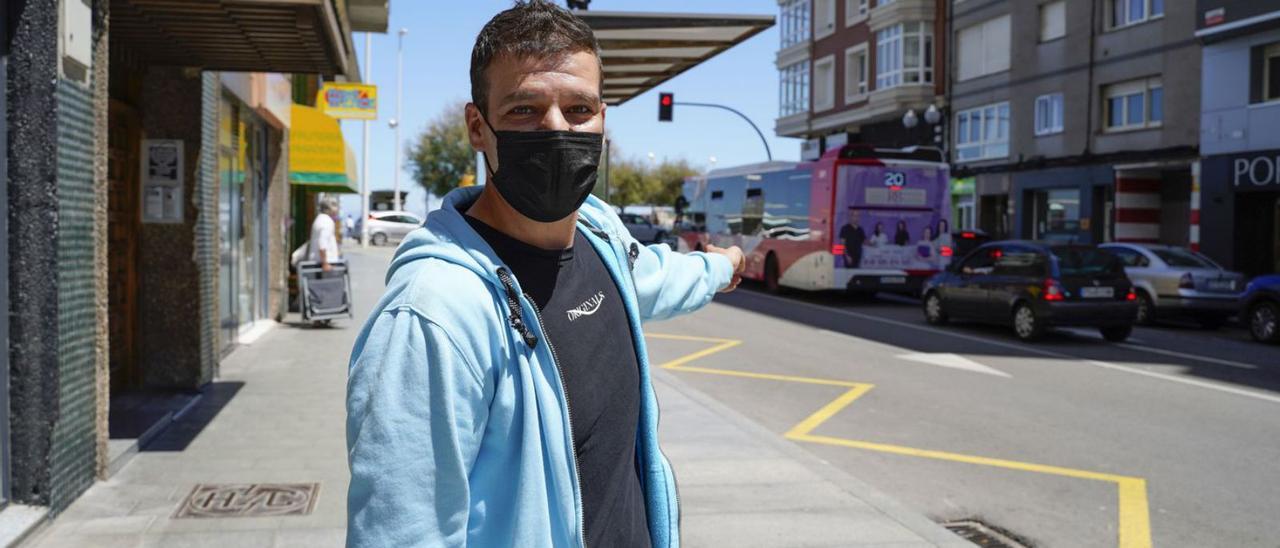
left=497, top=89, right=544, bottom=106
left=566, top=90, right=603, bottom=106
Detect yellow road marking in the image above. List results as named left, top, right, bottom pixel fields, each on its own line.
left=645, top=332, right=1153, bottom=548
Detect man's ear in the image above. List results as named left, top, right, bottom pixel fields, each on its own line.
left=465, top=102, right=488, bottom=151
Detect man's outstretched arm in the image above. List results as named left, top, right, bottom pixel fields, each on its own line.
left=347, top=307, right=489, bottom=547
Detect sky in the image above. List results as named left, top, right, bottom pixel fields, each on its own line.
left=338, top=0, right=798, bottom=219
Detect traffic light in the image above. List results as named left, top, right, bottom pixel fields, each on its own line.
left=658, top=92, right=674, bottom=122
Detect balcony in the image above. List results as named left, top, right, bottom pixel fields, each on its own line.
left=867, top=0, right=935, bottom=30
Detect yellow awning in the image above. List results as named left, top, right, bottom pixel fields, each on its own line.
left=289, top=105, right=359, bottom=194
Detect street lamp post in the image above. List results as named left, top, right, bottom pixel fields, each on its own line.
left=902, top=104, right=945, bottom=154
left=392, top=27, right=408, bottom=212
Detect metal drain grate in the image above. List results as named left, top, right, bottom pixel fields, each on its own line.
left=942, top=520, right=1032, bottom=548
left=173, top=483, right=320, bottom=518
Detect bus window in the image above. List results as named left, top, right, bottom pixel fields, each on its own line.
left=743, top=188, right=764, bottom=235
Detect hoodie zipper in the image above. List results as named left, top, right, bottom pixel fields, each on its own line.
left=496, top=267, right=587, bottom=547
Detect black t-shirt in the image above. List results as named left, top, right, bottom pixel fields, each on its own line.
left=466, top=216, right=651, bottom=548
left=840, top=223, right=866, bottom=253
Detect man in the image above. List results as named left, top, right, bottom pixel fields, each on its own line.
left=839, top=207, right=866, bottom=268
left=308, top=198, right=341, bottom=272
left=345, top=3, right=745, bottom=547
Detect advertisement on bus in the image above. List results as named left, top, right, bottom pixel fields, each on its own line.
left=833, top=163, right=952, bottom=273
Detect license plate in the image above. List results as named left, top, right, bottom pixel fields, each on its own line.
left=1208, top=280, right=1235, bottom=291
left=880, top=276, right=907, bottom=285
left=1081, top=286, right=1114, bottom=298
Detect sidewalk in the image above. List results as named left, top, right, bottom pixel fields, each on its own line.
left=22, top=246, right=966, bottom=548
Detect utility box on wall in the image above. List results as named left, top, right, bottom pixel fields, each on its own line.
left=59, top=0, right=93, bottom=83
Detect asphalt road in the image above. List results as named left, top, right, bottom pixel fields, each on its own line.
left=645, top=285, right=1280, bottom=548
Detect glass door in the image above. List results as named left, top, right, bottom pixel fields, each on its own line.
left=236, top=119, right=257, bottom=328
left=218, top=97, right=240, bottom=353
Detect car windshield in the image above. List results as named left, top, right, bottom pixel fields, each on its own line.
left=1151, top=248, right=1216, bottom=269
left=1051, top=246, right=1124, bottom=277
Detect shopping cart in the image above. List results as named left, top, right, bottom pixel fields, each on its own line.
left=297, top=260, right=353, bottom=324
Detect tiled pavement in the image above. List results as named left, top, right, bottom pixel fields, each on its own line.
left=23, top=245, right=966, bottom=548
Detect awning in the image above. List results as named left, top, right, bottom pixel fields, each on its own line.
left=110, top=0, right=374, bottom=80
left=289, top=105, right=359, bottom=194
left=573, top=10, right=775, bottom=106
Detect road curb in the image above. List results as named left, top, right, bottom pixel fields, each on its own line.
left=653, top=367, right=972, bottom=547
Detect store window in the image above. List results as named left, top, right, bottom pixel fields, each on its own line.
left=845, top=44, right=869, bottom=103
left=1032, top=188, right=1081, bottom=240
left=1108, top=0, right=1163, bottom=30
left=1104, top=77, right=1162, bottom=131
left=955, top=102, right=1009, bottom=162
left=1040, top=1, right=1066, bottom=42
left=814, top=55, right=836, bottom=112
left=780, top=0, right=812, bottom=49
left=1034, top=93, right=1064, bottom=136
left=779, top=61, right=810, bottom=117
left=876, top=22, right=932, bottom=90
left=956, top=14, right=1010, bottom=81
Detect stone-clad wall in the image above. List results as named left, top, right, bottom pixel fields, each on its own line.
left=196, top=73, right=220, bottom=381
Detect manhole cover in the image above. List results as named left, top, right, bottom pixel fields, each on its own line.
left=173, top=483, right=320, bottom=518
left=942, top=520, right=1032, bottom=548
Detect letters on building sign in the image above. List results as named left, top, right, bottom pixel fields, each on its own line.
left=1232, top=154, right=1280, bottom=189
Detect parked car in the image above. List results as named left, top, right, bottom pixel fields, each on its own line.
left=620, top=213, right=668, bottom=245
left=365, top=211, right=421, bottom=246
left=922, top=242, right=1138, bottom=342
left=1099, top=243, right=1245, bottom=328
left=1241, top=274, right=1280, bottom=344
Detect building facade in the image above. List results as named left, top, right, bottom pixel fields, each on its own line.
left=775, top=0, right=948, bottom=159
left=1197, top=1, right=1280, bottom=277
left=3, top=0, right=384, bottom=530
left=949, top=0, right=1201, bottom=243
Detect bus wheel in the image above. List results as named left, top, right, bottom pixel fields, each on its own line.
left=695, top=243, right=705, bottom=253
left=765, top=253, right=781, bottom=294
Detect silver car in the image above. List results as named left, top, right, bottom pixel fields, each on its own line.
left=620, top=213, right=668, bottom=245
left=366, top=211, right=422, bottom=246
left=1099, top=243, right=1245, bottom=328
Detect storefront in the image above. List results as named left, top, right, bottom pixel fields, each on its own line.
left=1201, top=148, right=1280, bottom=277
left=951, top=177, right=975, bottom=230
left=1011, top=165, right=1114, bottom=244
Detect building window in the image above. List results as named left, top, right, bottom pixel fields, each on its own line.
left=875, top=22, right=932, bottom=90
left=814, top=55, right=836, bottom=112
left=815, top=0, right=837, bottom=39
left=957, top=14, right=1011, bottom=81
left=1260, top=43, right=1280, bottom=103
left=955, top=102, right=1010, bottom=162
left=1034, top=93, right=1064, bottom=136
left=845, top=44, right=869, bottom=103
left=780, top=0, right=812, bottom=49
left=779, top=61, right=811, bottom=117
left=846, top=0, right=869, bottom=26
left=1108, top=0, right=1164, bottom=30
left=1040, top=0, right=1066, bottom=42
left=876, top=0, right=896, bottom=7
left=1104, top=77, right=1162, bottom=131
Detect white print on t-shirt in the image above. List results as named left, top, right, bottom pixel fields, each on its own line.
left=566, top=291, right=606, bottom=322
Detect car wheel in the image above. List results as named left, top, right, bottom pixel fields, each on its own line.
left=1249, top=301, right=1280, bottom=344
left=653, top=231, right=667, bottom=245
left=1135, top=290, right=1156, bottom=325
left=1100, top=325, right=1133, bottom=342
left=923, top=291, right=949, bottom=325
left=1012, top=303, right=1045, bottom=341
left=764, top=253, right=781, bottom=294
left=371, top=232, right=388, bottom=246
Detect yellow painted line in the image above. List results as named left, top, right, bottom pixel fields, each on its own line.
left=645, top=332, right=1153, bottom=548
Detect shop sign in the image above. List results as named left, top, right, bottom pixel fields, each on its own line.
left=1229, top=149, right=1280, bottom=191
left=951, top=177, right=975, bottom=195
left=316, top=83, right=378, bottom=120
left=141, top=140, right=184, bottom=224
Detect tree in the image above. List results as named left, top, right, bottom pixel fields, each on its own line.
left=408, top=101, right=476, bottom=198
left=598, top=149, right=697, bottom=208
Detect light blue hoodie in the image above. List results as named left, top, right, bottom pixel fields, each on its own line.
left=346, top=186, right=734, bottom=548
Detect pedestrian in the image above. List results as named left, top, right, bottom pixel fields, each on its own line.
left=345, top=2, right=746, bottom=547
left=308, top=198, right=341, bottom=273
left=345, top=213, right=356, bottom=240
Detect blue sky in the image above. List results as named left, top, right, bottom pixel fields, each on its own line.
left=338, top=0, right=797, bottom=218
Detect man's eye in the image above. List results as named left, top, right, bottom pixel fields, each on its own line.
left=566, top=106, right=593, bottom=115
left=509, top=106, right=535, bottom=115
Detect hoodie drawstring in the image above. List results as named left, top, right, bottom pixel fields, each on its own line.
left=496, top=267, right=538, bottom=349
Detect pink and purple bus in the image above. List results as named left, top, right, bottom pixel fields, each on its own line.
left=677, top=145, right=952, bottom=294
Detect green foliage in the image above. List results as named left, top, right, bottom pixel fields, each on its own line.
left=408, top=101, right=476, bottom=198
left=597, top=150, right=697, bottom=208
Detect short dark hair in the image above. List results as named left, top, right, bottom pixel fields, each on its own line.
left=470, top=0, right=602, bottom=116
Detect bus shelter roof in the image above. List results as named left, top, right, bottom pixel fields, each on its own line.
left=573, top=10, right=775, bottom=106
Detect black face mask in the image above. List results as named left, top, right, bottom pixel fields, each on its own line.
left=481, top=116, right=603, bottom=223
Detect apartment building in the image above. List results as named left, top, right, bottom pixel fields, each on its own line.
left=1197, top=1, right=1280, bottom=277
left=950, top=0, right=1201, bottom=243
left=775, top=0, right=948, bottom=159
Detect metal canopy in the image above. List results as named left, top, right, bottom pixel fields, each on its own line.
left=110, top=0, right=369, bottom=80
left=573, top=10, right=775, bottom=106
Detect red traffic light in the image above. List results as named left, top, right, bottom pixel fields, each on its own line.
left=658, top=92, right=674, bottom=122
